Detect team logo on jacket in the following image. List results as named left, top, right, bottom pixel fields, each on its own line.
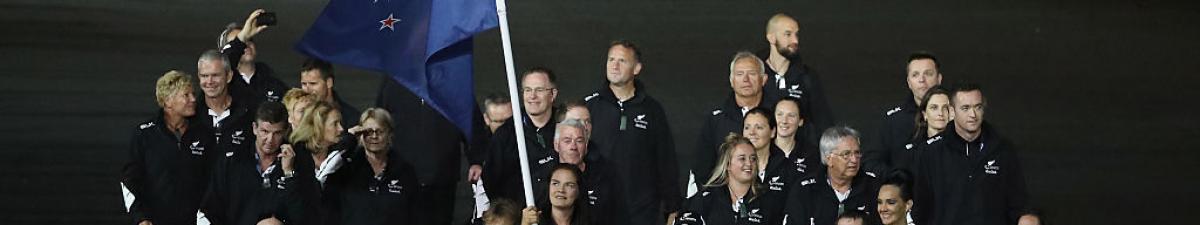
left=926, top=135, right=943, bottom=144
left=794, top=158, right=807, bottom=173
left=768, top=176, right=786, bottom=191
left=266, top=91, right=281, bottom=102
left=747, top=208, right=765, bottom=223
left=537, top=155, right=556, bottom=165
left=587, top=190, right=599, bottom=205
left=984, top=160, right=1000, bottom=174
left=633, top=114, right=649, bottom=129
left=886, top=106, right=903, bottom=116
left=584, top=93, right=599, bottom=102
left=189, top=141, right=205, bottom=155
left=386, top=179, right=405, bottom=194
left=139, top=122, right=155, bottom=130
left=786, top=85, right=804, bottom=98
left=231, top=130, right=246, bottom=145
left=905, top=143, right=914, bottom=150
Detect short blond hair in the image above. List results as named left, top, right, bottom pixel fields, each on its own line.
left=282, top=88, right=314, bottom=112
left=155, top=70, right=193, bottom=108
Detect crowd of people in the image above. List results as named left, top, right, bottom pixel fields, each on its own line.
left=120, top=9, right=1041, bottom=225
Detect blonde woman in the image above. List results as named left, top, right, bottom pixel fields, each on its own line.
left=676, top=134, right=769, bottom=225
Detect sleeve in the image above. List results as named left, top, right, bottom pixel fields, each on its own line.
left=691, top=116, right=716, bottom=192
left=653, top=106, right=683, bottom=213
left=200, top=156, right=229, bottom=225
left=673, top=193, right=706, bottom=225
left=912, top=144, right=936, bottom=225
left=276, top=154, right=324, bottom=225
left=466, top=105, right=489, bottom=166
left=220, top=38, right=247, bottom=72
left=866, top=117, right=895, bottom=175
left=1003, top=143, right=1034, bottom=223
left=782, top=182, right=812, bottom=225
left=802, top=69, right=836, bottom=132
left=482, top=121, right=515, bottom=201
left=120, top=129, right=151, bottom=224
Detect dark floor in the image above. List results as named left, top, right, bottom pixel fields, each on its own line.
left=1, top=0, right=1198, bottom=224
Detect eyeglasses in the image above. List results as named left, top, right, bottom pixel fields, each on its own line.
left=361, top=128, right=388, bottom=137
left=522, top=87, right=555, bottom=95
left=832, top=150, right=862, bottom=160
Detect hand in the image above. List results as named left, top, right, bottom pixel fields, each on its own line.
left=666, top=212, right=678, bottom=225
left=467, top=164, right=483, bottom=183
left=347, top=125, right=365, bottom=136
left=1018, top=214, right=1041, bottom=225
left=238, top=9, right=270, bottom=42
left=256, top=217, right=283, bottom=225
left=520, top=207, right=539, bottom=225
left=138, top=220, right=153, bottom=225
left=279, top=144, right=295, bottom=175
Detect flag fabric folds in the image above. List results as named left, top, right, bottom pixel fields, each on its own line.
left=296, top=0, right=498, bottom=140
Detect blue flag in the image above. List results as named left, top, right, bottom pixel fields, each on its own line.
left=296, top=0, right=498, bottom=140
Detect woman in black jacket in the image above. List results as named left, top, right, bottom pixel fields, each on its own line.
left=676, top=134, right=769, bottom=225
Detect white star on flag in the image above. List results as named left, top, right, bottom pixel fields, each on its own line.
left=379, top=13, right=400, bottom=31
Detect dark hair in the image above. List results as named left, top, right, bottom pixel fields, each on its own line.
left=555, top=100, right=588, bottom=123
left=837, top=209, right=868, bottom=223
left=913, top=85, right=951, bottom=140
left=301, top=58, right=335, bottom=80
left=543, top=163, right=589, bottom=223
left=744, top=107, right=776, bottom=130
left=881, top=169, right=914, bottom=201
left=483, top=92, right=511, bottom=107
left=774, top=96, right=806, bottom=119
left=948, top=82, right=985, bottom=106
left=521, top=67, right=557, bottom=87
left=484, top=198, right=521, bottom=224
left=609, top=39, right=642, bottom=63
left=907, top=51, right=939, bottom=71
left=255, top=101, right=288, bottom=124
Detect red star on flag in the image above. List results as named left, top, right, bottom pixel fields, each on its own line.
left=379, top=13, right=400, bottom=31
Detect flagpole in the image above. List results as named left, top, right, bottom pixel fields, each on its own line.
left=494, top=0, right=536, bottom=208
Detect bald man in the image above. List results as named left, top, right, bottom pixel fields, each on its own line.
left=760, top=13, right=835, bottom=143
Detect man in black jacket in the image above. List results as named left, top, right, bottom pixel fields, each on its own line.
left=759, top=13, right=835, bottom=140
left=584, top=40, right=681, bottom=224
left=870, top=52, right=943, bottom=174
left=784, top=126, right=882, bottom=225
left=204, top=101, right=290, bottom=225
left=218, top=10, right=288, bottom=111
left=693, top=51, right=772, bottom=194
left=300, top=58, right=360, bottom=129
left=914, top=83, right=1040, bottom=225
left=122, top=70, right=216, bottom=225
left=483, top=67, right=560, bottom=206
left=196, top=49, right=254, bottom=150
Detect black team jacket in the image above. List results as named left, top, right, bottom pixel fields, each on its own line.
left=583, top=79, right=682, bottom=224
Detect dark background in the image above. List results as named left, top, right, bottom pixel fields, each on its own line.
left=2, top=0, right=1198, bottom=224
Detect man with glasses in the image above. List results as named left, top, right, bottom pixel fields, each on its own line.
left=783, top=126, right=882, bottom=225
left=913, top=83, right=1040, bottom=225
left=483, top=67, right=560, bottom=206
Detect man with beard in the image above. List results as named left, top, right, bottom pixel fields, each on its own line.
left=759, top=13, right=835, bottom=142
